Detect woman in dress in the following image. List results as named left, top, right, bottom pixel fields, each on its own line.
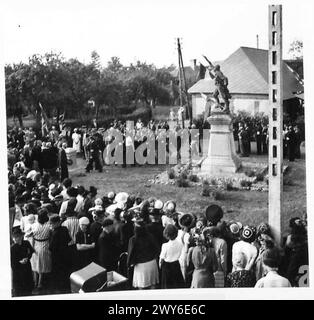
left=20, top=203, right=38, bottom=235
left=30, top=208, right=52, bottom=290
left=160, top=224, right=185, bottom=289
left=187, top=233, right=218, bottom=288
left=72, top=128, right=81, bottom=154
left=203, top=226, right=228, bottom=287
left=225, top=251, right=256, bottom=287
left=127, top=218, right=159, bottom=289
left=11, top=227, right=35, bottom=296
left=177, top=213, right=195, bottom=284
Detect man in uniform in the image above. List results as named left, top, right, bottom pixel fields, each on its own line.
left=85, top=135, right=102, bottom=173
left=262, top=124, right=269, bottom=154
left=255, top=122, right=263, bottom=155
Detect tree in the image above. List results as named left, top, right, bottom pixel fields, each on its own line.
left=90, top=50, right=102, bottom=71
left=106, top=56, right=124, bottom=75
left=5, top=63, right=26, bottom=127
left=289, top=40, right=303, bottom=60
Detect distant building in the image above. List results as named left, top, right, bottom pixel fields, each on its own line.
left=187, top=47, right=304, bottom=118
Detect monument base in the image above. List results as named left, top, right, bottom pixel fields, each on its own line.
left=200, top=112, right=241, bottom=176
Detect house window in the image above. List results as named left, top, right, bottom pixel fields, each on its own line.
left=254, top=101, right=260, bottom=114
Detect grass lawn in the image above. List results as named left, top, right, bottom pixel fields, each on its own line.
left=71, top=156, right=307, bottom=236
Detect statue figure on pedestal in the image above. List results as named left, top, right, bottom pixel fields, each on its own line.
left=202, top=55, right=232, bottom=114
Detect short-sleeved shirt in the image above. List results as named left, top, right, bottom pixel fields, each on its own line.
left=255, top=271, right=291, bottom=288
left=160, top=239, right=183, bottom=263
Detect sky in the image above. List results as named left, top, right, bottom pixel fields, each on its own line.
left=0, top=0, right=310, bottom=68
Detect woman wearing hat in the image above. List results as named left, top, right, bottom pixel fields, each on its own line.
left=11, top=227, right=35, bottom=296
left=187, top=232, right=218, bottom=288
left=232, top=225, right=258, bottom=272
left=254, top=223, right=275, bottom=281
left=202, top=226, right=228, bottom=287
left=128, top=218, right=160, bottom=289
left=177, top=213, right=195, bottom=283
left=29, top=208, right=52, bottom=290
left=225, top=252, right=256, bottom=287
left=161, top=201, right=178, bottom=228
left=20, top=203, right=38, bottom=237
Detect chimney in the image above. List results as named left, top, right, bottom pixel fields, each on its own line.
left=256, top=34, right=259, bottom=49
left=190, top=59, right=197, bottom=70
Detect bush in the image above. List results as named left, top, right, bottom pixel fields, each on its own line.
left=188, top=174, right=199, bottom=182
left=179, top=172, right=188, bottom=180
left=256, top=173, right=264, bottom=182
left=244, top=169, right=256, bottom=178
left=210, top=178, right=217, bottom=186
left=240, top=179, right=253, bottom=188
left=167, top=168, right=176, bottom=179
left=226, top=182, right=235, bottom=191
left=203, top=179, right=210, bottom=186
left=176, top=177, right=189, bottom=188
left=201, top=184, right=224, bottom=200
left=201, top=184, right=213, bottom=197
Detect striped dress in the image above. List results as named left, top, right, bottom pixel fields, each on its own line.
left=31, top=222, right=52, bottom=273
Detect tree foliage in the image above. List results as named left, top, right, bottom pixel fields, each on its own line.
left=5, top=52, right=177, bottom=127
left=289, top=40, right=303, bottom=60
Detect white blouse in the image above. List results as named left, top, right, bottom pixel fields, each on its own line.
left=160, top=239, right=183, bottom=264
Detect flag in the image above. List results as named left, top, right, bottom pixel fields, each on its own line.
left=58, top=112, right=66, bottom=131
left=59, top=113, right=65, bottom=122
left=197, top=63, right=207, bottom=81
left=38, top=102, right=50, bottom=136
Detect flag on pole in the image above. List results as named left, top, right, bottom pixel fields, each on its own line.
left=38, top=102, right=50, bottom=137
left=58, top=112, right=66, bottom=131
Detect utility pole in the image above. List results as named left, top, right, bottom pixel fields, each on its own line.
left=268, top=5, right=283, bottom=246
left=177, top=38, right=192, bottom=127
left=177, top=39, right=183, bottom=110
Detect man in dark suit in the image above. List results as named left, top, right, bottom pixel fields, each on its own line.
left=49, top=214, right=72, bottom=293
left=98, top=219, right=120, bottom=271
left=59, top=142, right=69, bottom=182
left=146, top=208, right=165, bottom=256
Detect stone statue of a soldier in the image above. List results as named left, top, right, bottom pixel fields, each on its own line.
left=208, top=64, right=231, bottom=113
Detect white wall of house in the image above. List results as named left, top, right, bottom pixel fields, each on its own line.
left=231, top=97, right=269, bottom=115
left=191, top=93, right=269, bottom=118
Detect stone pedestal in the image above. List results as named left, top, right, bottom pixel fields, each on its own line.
left=65, top=147, right=78, bottom=172
left=200, top=112, right=241, bottom=175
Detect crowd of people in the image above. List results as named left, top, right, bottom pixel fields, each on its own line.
left=9, top=175, right=308, bottom=296
left=235, top=122, right=303, bottom=160
left=7, top=118, right=307, bottom=297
